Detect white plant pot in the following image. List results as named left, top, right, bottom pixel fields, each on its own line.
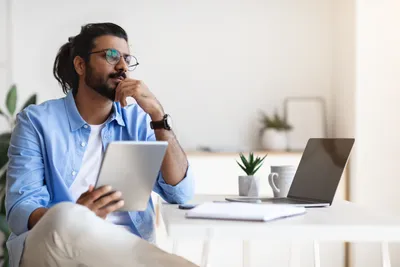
left=238, top=176, right=260, bottom=197
left=261, top=129, right=288, bottom=151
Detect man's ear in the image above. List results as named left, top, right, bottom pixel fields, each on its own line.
left=73, top=56, right=86, bottom=76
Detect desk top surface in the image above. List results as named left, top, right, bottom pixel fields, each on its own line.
left=161, top=195, right=400, bottom=241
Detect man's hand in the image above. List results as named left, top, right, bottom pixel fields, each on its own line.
left=115, top=78, right=164, bottom=120
left=28, top=207, right=48, bottom=230
left=77, top=185, right=124, bottom=219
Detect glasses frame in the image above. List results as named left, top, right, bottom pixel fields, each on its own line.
left=88, top=48, right=139, bottom=71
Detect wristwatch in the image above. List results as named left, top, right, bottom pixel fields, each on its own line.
left=150, top=114, right=172, bottom=130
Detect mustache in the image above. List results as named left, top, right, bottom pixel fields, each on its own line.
left=109, top=71, right=127, bottom=79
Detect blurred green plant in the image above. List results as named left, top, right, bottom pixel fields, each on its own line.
left=236, top=152, right=267, bottom=176
left=0, top=84, right=37, bottom=267
left=259, top=109, right=292, bottom=131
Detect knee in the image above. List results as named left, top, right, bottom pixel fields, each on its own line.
left=47, top=202, right=86, bottom=222
left=42, top=202, right=95, bottom=236
left=26, top=202, right=98, bottom=258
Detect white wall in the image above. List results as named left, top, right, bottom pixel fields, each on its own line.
left=332, top=0, right=355, bottom=139
left=1, top=0, right=335, bottom=151
left=0, top=0, right=9, bottom=129
left=352, top=0, right=400, bottom=266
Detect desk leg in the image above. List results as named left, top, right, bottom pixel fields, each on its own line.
left=289, top=242, right=301, bottom=267
left=200, top=240, right=211, bottom=267
left=381, top=242, right=391, bottom=267
left=313, top=241, right=321, bottom=267
left=200, top=229, right=213, bottom=267
left=242, top=240, right=250, bottom=267
left=172, top=240, right=178, bottom=254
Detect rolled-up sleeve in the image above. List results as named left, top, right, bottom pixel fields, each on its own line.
left=153, top=165, right=195, bottom=204
left=142, top=114, right=195, bottom=204
left=6, top=110, right=50, bottom=235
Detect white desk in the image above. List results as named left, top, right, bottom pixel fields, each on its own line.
left=161, top=195, right=400, bottom=267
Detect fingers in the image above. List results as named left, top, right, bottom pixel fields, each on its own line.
left=77, top=185, right=94, bottom=202
left=77, top=185, right=113, bottom=206
left=93, top=190, right=123, bottom=210
left=99, top=200, right=125, bottom=216
left=76, top=185, right=125, bottom=218
left=88, top=185, right=94, bottom=192
left=115, top=79, right=142, bottom=107
left=89, top=185, right=114, bottom=202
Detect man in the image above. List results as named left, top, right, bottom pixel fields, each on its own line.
left=5, top=22, right=197, bottom=267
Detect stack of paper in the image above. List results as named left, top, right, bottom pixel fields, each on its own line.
left=185, top=202, right=306, bottom=222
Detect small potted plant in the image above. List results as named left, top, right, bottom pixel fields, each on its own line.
left=259, top=109, right=292, bottom=151
left=236, top=152, right=267, bottom=197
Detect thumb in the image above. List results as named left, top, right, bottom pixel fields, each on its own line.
left=88, top=185, right=94, bottom=192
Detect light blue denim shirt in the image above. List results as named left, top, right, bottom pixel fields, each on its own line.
left=5, top=91, right=194, bottom=267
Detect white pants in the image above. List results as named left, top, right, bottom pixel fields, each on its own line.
left=20, top=202, right=198, bottom=267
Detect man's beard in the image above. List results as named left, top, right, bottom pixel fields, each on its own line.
left=85, top=67, right=126, bottom=101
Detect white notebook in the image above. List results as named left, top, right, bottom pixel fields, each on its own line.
left=185, top=202, right=306, bottom=222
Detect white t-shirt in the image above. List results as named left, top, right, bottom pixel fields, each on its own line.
left=69, top=123, right=132, bottom=232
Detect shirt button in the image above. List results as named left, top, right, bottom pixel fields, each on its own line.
left=83, top=124, right=88, bottom=129
left=81, top=142, right=86, bottom=147
left=72, top=171, right=77, bottom=176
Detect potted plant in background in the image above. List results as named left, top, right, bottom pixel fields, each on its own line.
left=0, top=84, right=36, bottom=267
left=259, top=109, right=292, bottom=151
left=236, top=152, right=267, bottom=197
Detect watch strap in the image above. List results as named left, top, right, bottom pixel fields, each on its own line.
left=150, top=114, right=171, bottom=130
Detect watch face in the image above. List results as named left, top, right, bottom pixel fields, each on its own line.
left=166, top=114, right=173, bottom=129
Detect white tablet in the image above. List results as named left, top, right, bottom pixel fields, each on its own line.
left=95, top=141, right=168, bottom=212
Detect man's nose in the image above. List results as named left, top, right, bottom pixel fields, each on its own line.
left=115, top=57, right=128, bottom=73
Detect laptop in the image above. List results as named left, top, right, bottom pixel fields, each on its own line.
left=225, top=138, right=355, bottom=207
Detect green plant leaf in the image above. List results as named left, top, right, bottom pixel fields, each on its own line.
left=239, top=153, right=250, bottom=170
left=0, top=133, right=11, bottom=142
left=0, top=142, right=10, bottom=170
left=261, top=154, right=268, bottom=161
left=0, top=171, right=6, bottom=189
left=236, top=161, right=249, bottom=175
left=238, top=152, right=268, bottom=176
left=251, top=165, right=261, bottom=175
left=20, top=94, right=37, bottom=112
left=0, top=214, right=10, bottom=236
left=0, top=190, right=6, bottom=217
left=0, top=133, right=11, bottom=173
left=254, top=154, right=267, bottom=166
left=6, top=85, right=17, bottom=116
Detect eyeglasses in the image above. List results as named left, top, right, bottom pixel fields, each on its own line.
left=88, top=48, right=139, bottom=71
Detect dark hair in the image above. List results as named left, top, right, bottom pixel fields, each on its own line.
left=53, top=22, right=128, bottom=95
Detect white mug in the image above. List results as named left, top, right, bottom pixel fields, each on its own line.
left=268, top=165, right=297, bottom=198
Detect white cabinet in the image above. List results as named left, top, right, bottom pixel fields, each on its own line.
left=187, top=150, right=348, bottom=202
left=155, top=151, right=348, bottom=267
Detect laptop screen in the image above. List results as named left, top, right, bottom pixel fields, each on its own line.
left=287, top=138, right=354, bottom=203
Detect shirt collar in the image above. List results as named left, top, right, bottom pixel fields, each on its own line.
left=64, top=91, right=125, bottom=131
left=110, top=101, right=126, bottom=127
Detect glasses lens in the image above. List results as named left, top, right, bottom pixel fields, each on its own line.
left=106, top=49, right=120, bottom=64
left=127, top=55, right=139, bottom=71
